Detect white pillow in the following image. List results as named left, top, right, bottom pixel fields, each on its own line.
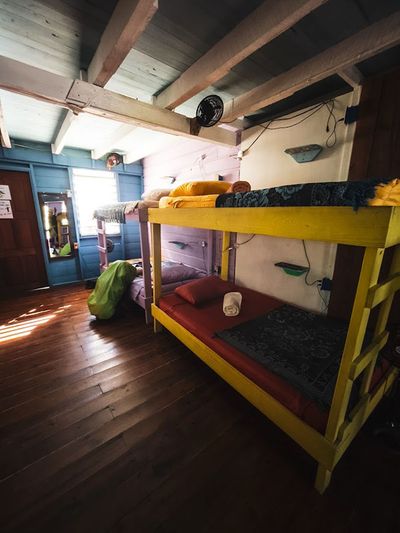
left=141, top=189, right=171, bottom=201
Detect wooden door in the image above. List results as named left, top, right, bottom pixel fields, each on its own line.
left=0, top=170, right=47, bottom=293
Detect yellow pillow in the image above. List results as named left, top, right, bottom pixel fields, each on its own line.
left=169, top=180, right=231, bottom=197
left=368, top=179, right=400, bottom=206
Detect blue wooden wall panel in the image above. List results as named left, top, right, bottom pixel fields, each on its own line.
left=0, top=143, right=143, bottom=285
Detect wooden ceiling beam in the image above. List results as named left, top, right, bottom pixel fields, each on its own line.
left=222, top=11, right=400, bottom=121
left=51, top=0, right=157, bottom=155
left=0, top=56, right=238, bottom=147
left=0, top=98, right=11, bottom=149
left=338, top=66, right=365, bottom=88
left=155, top=0, right=327, bottom=110
left=51, top=110, right=77, bottom=155
left=91, top=123, right=136, bottom=159
left=88, top=0, right=158, bottom=86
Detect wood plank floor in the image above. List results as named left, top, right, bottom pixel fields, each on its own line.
left=0, top=284, right=399, bottom=532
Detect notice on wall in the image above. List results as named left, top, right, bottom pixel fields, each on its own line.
left=0, top=200, right=13, bottom=219
left=0, top=185, right=11, bottom=200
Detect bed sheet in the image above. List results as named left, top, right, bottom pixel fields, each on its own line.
left=159, top=288, right=389, bottom=433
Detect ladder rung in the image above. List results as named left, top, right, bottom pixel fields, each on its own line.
left=349, top=330, right=389, bottom=381
left=366, top=272, right=400, bottom=308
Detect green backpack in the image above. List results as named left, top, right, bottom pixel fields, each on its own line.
left=88, top=260, right=136, bottom=319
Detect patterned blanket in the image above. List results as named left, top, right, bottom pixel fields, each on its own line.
left=216, top=304, right=371, bottom=409
left=93, top=201, right=141, bottom=223
left=215, top=179, right=390, bottom=210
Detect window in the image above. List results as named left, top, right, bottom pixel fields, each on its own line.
left=72, top=168, right=120, bottom=237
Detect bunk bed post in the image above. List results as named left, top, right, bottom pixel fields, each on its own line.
left=97, top=219, right=108, bottom=272
left=151, top=222, right=163, bottom=333
left=221, top=231, right=231, bottom=281
left=139, top=211, right=152, bottom=325
left=315, top=246, right=385, bottom=493
left=360, top=244, right=400, bottom=396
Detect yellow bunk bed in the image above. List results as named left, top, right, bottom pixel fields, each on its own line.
left=148, top=205, right=400, bottom=493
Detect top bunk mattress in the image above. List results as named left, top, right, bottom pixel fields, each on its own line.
left=157, top=179, right=400, bottom=209
left=216, top=179, right=400, bottom=209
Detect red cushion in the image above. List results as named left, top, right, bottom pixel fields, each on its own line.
left=175, top=275, right=236, bottom=305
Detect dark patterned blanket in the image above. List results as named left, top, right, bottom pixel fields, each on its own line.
left=215, top=179, right=388, bottom=210
left=216, top=304, right=370, bottom=409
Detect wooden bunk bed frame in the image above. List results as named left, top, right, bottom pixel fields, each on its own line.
left=96, top=207, right=153, bottom=324
left=148, top=205, right=400, bottom=493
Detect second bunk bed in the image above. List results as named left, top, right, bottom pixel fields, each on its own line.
left=147, top=179, right=400, bottom=493
left=94, top=200, right=211, bottom=323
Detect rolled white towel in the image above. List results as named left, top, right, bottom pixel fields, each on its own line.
left=223, top=292, right=242, bottom=317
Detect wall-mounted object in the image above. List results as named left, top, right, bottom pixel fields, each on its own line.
left=106, top=152, right=123, bottom=170
left=284, top=144, right=322, bottom=163
left=344, top=105, right=359, bottom=125
left=169, top=240, right=187, bottom=249
left=275, top=262, right=309, bottom=277
left=196, top=95, right=224, bottom=127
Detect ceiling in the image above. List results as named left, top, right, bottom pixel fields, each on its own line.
left=0, top=0, right=399, bottom=159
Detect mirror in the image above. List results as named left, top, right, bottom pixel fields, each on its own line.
left=38, top=193, right=74, bottom=260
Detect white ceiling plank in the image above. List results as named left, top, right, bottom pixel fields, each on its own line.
left=338, top=65, right=365, bottom=88
left=0, top=56, right=237, bottom=147
left=0, top=97, right=11, bottom=148
left=222, top=11, right=400, bottom=121
left=51, top=0, right=158, bottom=154
left=91, top=123, right=136, bottom=159
left=155, top=0, right=327, bottom=110
left=123, top=129, right=178, bottom=164
left=88, top=0, right=158, bottom=86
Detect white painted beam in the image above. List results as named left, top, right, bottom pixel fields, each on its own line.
left=0, top=98, right=11, bottom=148
left=0, top=56, right=237, bottom=147
left=51, top=110, right=77, bottom=155
left=123, top=129, right=177, bottom=164
left=338, top=66, right=365, bottom=88
left=91, top=123, right=135, bottom=159
left=88, top=0, right=158, bottom=86
left=222, top=11, right=400, bottom=121
left=51, top=0, right=157, bottom=155
left=155, top=0, right=326, bottom=110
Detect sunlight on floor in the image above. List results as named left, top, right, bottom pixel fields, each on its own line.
left=0, top=304, right=72, bottom=344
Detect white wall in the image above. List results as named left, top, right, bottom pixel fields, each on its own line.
left=236, top=92, right=358, bottom=312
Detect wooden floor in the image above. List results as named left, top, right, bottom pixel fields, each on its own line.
left=0, top=285, right=399, bottom=532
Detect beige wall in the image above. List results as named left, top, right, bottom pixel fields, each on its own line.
left=236, top=92, right=358, bottom=312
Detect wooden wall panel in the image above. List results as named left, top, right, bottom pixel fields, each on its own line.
left=143, top=137, right=240, bottom=275
left=329, top=67, right=400, bottom=324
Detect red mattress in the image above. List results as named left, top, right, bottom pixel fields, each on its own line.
left=159, top=286, right=389, bottom=434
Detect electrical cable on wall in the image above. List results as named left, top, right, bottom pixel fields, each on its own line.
left=240, top=99, right=343, bottom=157
left=302, top=239, right=330, bottom=310
left=225, top=233, right=256, bottom=252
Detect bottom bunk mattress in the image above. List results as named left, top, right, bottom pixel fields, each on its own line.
left=159, top=285, right=389, bottom=433
left=130, top=262, right=206, bottom=304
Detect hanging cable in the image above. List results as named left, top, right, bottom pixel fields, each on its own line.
left=302, top=240, right=320, bottom=287
left=240, top=99, right=344, bottom=155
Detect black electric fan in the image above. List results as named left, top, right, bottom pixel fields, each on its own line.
left=196, top=95, right=224, bottom=127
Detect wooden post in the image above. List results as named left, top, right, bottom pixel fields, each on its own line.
left=221, top=231, right=231, bottom=281
left=139, top=214, right=152, bottom=324
left=151, top=223, right=162, bottom=332
left=360, top=244, right=400, bottom=395
left=315, top=246, right=384, bottom=493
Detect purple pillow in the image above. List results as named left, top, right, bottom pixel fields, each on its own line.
left=161, top=264, right=203, bottom=284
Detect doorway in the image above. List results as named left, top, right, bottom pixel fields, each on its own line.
left=0, top=170, right=47, bottom=293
